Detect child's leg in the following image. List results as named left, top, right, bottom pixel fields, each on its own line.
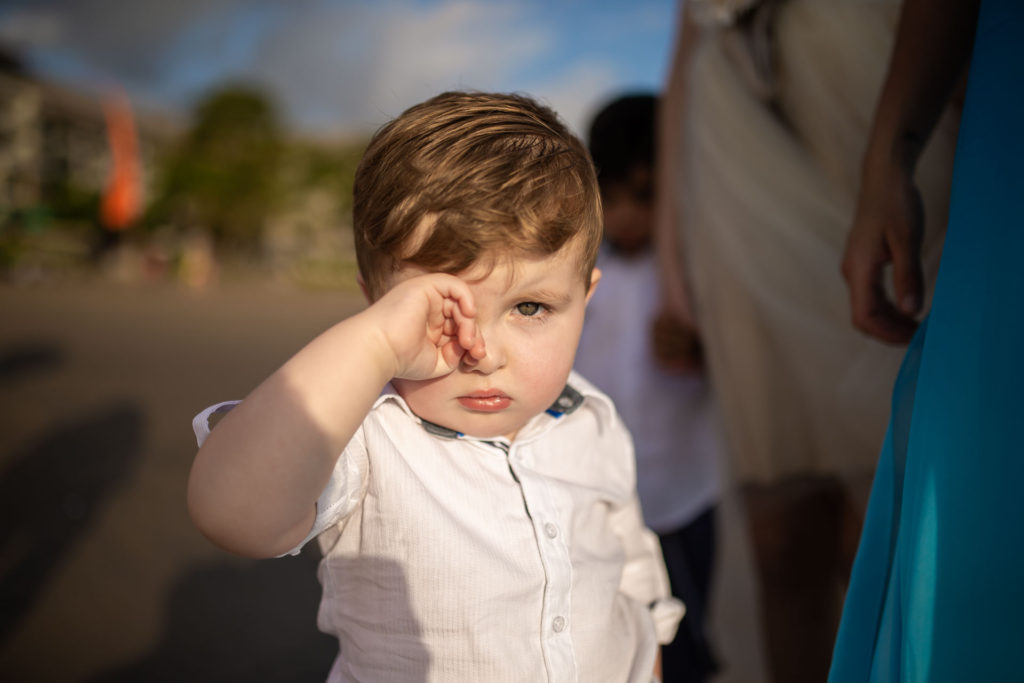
left=658, top=506, right=718, bottom=683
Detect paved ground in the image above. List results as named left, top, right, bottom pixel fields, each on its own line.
left=0, top=276, right=767, bottom=683
left=0, top=278, right=366, bottom=682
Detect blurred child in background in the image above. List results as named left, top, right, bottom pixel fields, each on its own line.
left=576, top=93, right=722, bottom=683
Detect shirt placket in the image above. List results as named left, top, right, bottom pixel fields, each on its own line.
left=505, top=441, right=578, bottom=683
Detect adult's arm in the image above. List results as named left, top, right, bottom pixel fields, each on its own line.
left=654, top=2, right=699, bottom=331
left=842, top=0, right=979, bottom=343
left=651, top=3, right=708, bottom=374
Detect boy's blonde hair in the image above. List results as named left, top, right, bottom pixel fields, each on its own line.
left=353, top=91, right=603, bottom=300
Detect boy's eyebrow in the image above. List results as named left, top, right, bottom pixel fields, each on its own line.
left=511, top=287, right=574, bottom=306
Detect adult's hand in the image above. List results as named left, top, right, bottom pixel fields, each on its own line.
left=840, top=0, right=978, bottom=345
left=841, top=160, right=924, bottom=345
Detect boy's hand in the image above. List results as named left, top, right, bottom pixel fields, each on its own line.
left=365, top=273, right=487, bottom=380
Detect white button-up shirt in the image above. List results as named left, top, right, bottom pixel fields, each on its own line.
left=193, top=371, right=683, bottom=682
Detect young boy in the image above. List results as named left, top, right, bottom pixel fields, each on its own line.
left=576, top=94, right=721, bottom=682
left=188, top=91, right=683, bottom=682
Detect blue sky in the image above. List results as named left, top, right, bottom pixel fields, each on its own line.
left=0, top=0, right=680, bottom=137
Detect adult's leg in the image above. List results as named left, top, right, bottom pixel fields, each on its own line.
left=743, top=475, right=847, bottom=683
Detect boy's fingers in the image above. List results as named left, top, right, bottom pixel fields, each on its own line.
left=436, top=276, right=476, bottom=318
left=439, top=337, right=463, bottom=369
left=451, top=308, right=485, bottom=360
left=417, top=274, right=485, bottom=362
left=426, top=297, right=447, bottom=332
left=469, top=337, right=486, bottom=360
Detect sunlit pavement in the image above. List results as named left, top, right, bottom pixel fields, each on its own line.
left=0, top=279, right=364, bottom=682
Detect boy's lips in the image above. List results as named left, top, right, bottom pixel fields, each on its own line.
left=457, top=390, right=511, bottom=412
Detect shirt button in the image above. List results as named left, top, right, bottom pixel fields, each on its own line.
left=552, top=616, right=566, bottom=633
left=544, top=522, right=558, bottom=539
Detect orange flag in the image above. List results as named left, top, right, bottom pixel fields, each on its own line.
left=100, top=90, right=141, bottom=231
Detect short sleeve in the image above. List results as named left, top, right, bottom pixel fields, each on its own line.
left=192, top=401, right=240, bottom=447
left=280, top=425, right=370, bottom=556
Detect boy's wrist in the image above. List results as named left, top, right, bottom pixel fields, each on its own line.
left=346, top=308, right=402, bottom=382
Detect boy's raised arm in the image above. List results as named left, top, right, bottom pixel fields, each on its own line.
left=187, top=273, right=484, bottom=558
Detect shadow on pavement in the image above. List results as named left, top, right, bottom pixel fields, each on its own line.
left=0, top=341, right=63, bottom=384
left=0, top=400, right=145, bottom=646
left=88, top=547, right=336, bottom=683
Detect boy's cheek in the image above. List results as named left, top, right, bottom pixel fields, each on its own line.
left=521, top=329, right=582, bottom=389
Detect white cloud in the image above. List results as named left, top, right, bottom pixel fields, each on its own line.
left=233, top=0, right=655, bottom=137
left=368, top=1, right=550, bottom=116
left=521, top=59, right=625, bottom=138
left=246, top=0, right=556, bottom=134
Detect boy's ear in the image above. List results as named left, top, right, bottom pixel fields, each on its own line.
left=356, top=273, right=372, bottom=304
left=585, top=268, right=602, bottom=304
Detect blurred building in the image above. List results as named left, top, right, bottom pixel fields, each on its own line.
left=0, top=46, right=363, bottom=287
left=0, top=47, right=179, bottom=225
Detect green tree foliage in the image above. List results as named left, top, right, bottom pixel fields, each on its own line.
left=288, top=139, right=365, bottom=220
left=150, top=85, right=283, bottom=252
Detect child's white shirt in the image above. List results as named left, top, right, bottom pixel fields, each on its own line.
left=193, top=370, right=682, bottom=682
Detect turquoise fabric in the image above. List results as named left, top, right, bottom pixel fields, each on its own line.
left=829, top=1, right=1024, bottom=680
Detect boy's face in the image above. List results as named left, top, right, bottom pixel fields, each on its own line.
left=389, top=244, right=600, bottom=441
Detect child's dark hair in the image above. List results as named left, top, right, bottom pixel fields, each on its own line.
left=587, top=93, right=658, bottom=191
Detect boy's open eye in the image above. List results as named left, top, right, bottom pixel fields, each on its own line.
left=515, top=301, right=544, bottom=317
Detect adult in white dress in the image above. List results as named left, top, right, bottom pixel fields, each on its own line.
left=656, top=1, right=961, bottom=680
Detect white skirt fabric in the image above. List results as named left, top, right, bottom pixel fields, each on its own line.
left=675, top=0, right=959, bottom=484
